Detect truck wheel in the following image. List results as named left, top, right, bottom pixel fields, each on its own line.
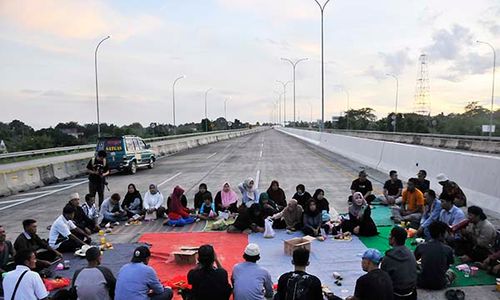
left=148, top=158, right=155, bottom=169
left=129, top=161, right=137, bottom=174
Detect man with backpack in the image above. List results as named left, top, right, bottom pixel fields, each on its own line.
left=87, top=150, right=110, bottom=207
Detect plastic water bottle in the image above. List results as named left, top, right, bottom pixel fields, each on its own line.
left=464, top=266, right=470, bottom=278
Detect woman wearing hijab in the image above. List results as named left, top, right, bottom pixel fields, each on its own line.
left=272, top=199, right=303, bottom=231
left=259, top=192, right=278, bottom=218
left=194, top=183, right=212, bottom=210
left=302, top=199, right=323, bottom=237
left=227, top=203, right=265, bottom=233
left=292, top=184, right=312, bottom=209
left=214, top=182, right=239, bottom=213
left=238, top=178, right=259, bottom=208
left=143, top=184, right=166, bottom=219
left=341, top=192, right=377, bottom=236
left=122, top=183, right=144, bottom=219
left=167, top=186, right=191, bottom=220
left=266, top=180, right=286, bottom=210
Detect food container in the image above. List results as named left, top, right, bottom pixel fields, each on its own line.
left=470, top=266, right=478, bottom=276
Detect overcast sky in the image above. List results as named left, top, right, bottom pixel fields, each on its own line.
left=1, top=0, right=499, bottom=128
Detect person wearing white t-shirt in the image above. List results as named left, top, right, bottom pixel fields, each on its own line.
left=48, top=205, right=90, bottom=253
left=2, top=249, right=48, bottom=300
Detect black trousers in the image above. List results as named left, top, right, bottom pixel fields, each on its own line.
left=89, top=180, right=105, bottom=207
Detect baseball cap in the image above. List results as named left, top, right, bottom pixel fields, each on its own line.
left=244, top=243, right=260, bottom=257
left=131, top=246, right=151, bottom=263
left=436, top=173, right=449, bottom=182
left=362, top=249, right=383, bottom=264
left=70, top=192, right=80, bottom=200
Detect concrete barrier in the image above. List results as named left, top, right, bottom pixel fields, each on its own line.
left=278, top=127, right=500, bottom=214
left=0, top=127, right=267, bottom=197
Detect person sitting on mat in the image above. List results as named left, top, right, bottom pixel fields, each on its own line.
left=391, top=179, right=424, bottom=225
left=187, top=244, right=232, bottom=300
left=165, top=186, right=195, bottom=226
left=415, top=170, right=430, bottom=193
left=347, top=249, right=393, bottom=300
left=81, top=194, right=99, bottom=229
left=414, top=221, right=455, bottom=290
left=227, top=204, right=265, bottom=234
left=292, top=184, right=312, bottom=210
left=455, top=206, right=496, bottom=263
left=115, top=246, right=173, bottom=300
left=349, top=170, right=376, bottom=205
left=144, top=184, right=167, bottom=219
left=416, top=189, right=441, bottom=240
left=302, top=199, right=328, bottom=237
left=214, top=182, right=239, bottom=214
left=341, top=192, right=377, bottom=237
left=436, top=174, right=467, bottom=208
left=0, top=225, right=15, bottom=274
left=197, top=194, right=218, bottom=221
left=381, top=226, right=417, bottom=300
left=48, top=205, right=91, bottom=253
left=479, top=236, right=500, bottom=277
left=238, top=178, right=260, bottom=208
left=65, top=193, right=99, bottom=234
left=232, top=243, right=273, bottom=300
left=266, top=180, right=286, bottom=211
left=275, top=247, right=323, bottom=300
left=122, top=183, right=144, bottom=220
left=271, top=199, right=303, bottom=231
left=259, top=193, right=278, bottom=218
left=100, top=193, right=128, bottom=226
left=376, top=170, right=403, bottom=205
left=194, top=183, right=212, bottom=211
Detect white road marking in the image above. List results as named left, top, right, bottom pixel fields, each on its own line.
left=255, top=169, right=261, bottom=189
left=10, top=190, right=51, bottom=197
left=0, top=198, right=35, bottom=204
left=206, top=152, right=217, bottom=159
left=0, top=180, right=87, bottom=211
left=259, top=150, right=263, bottom=158
left=158, top=172, right=182, bottom=187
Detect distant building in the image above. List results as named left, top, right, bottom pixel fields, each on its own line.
left=0, top=140, right=7, bottom=153
left=60, top=128, right=84, bottom=139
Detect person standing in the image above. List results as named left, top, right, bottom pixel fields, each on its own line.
left=232, top=244, right=273, bottom=300
left=274, top=248, right=323, bottom=300
left=2, top=249, right=49, bottom=300
left=72, top=247, right=116, bottom=300
left=87, top=150, right=110, bottom=208
left=347, top=249, right=393, bottom=300
left=187, top=244, right=232, bottom=300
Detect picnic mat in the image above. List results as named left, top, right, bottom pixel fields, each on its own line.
left=138, top=232, right=249, bottom=299
left=370, top=205, right=394, bottom=227
left=249, top=230, right=366, bottom=298
left=202, top=218, right=236, bottom=232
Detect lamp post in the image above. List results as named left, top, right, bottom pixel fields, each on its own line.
left=386, top=73, right=399, bottom=132
left=172, top=75, right=185, bottom=135
left=94, top=35, right=110, bottom=138
left=477, top=40, right=496, bottom=139
left=281, top=57, right=308, bottom=126
left=274, top=91, right=283, bottom=126
left=204, top=88, right=212, bottom=132
left=313, top=0, right=331, bottom=131
left=276, top=80, right=292, bottom=126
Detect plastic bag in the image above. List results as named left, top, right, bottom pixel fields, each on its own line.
left=43, top=277, right=71, bottom=291
left=263, top=217, right=275, bottom=238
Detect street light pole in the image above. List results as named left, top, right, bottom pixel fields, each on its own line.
left=281, top=58, right=308, bottom=127
left=313, top=0, right=331, bottom=131
left=276, top=80, right=292, bottom=126
left=477, top=40, right=496, bottom=140
left=172, top=75, right=185, bottom=135
left=204, top=88, right=212, bottom=132
left=94, top=35, right=110, bottom=138
left=386, top=73, right=399, bottom=132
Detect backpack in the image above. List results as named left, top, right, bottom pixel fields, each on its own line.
left=282, top=273, right=313, bottom=300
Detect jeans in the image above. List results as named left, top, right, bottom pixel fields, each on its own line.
left=89, top=180, right=105, bottom=207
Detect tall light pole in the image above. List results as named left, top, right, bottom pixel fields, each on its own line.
left=172, top=75, right=185, bottom=134
left=204, top=88, right=212, bottom=132
left=313, top=0, right=331, bottom=131
left=94, top=35, right=110, bottom=138
left=386, top=73, right=399, bottom=132
left=276, top=80, right=292, bottom=126
left=477, top=40, right=496, bottom=139
left=281, top=57, right=308, bottom=126
left=274, top=91, right=283, bottom=126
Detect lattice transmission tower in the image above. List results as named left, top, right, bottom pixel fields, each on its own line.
left=414, top=54, right=431, bottom=115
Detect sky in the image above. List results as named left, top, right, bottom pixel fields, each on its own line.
left=0, top=0, right=499, bottom=128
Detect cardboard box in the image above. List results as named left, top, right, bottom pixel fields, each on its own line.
left=172, top=250, right=197, bottom=265
left=284, top=236, right=315, bottom=256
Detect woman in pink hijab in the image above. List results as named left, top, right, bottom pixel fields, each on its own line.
left=214, top=182, right=239, bottom=213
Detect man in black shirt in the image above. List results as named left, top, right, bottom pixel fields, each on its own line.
left=275, top=248, right=323, bottom=300
left=349, top=170, right=375, bottom=204
left=414, top=221, right=455, bottom=290
left=87, top=150, right=110, bottom=207
left=378, top=170, right=403, bottom=205
left=187, top=244, right=232, bottom=300
left=14, top=219, right=62, bottom=271
left=292, top=184, right=312, bottom=209
left=415, top=170, right=430, bottom=193
left=347, top=248, right=393, bottom=300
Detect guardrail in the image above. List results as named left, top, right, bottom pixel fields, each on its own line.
left=0, top=128, right=250, bottom=161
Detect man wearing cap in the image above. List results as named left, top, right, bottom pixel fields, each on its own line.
left=349, top=170, right=375, bottom=204
left=65, top=193, right=99, bottom=234
left=347, top=249, right=393, bottom=300
left=232, top=243, right=273, bottom=300
left=72, top=247, right=116, bottom=300
left=275, top=248, right=323, bottom=300
left=436, top=174, right=467, bottom=208
left=381, top=226, right=417, bottom=300
left=115, top=246, right=172, bottom=300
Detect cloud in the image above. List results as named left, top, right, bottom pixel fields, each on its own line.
left=418, top=6, right=443, bottom=25
left=254, top=37, right=290, bottom=51
left=0, top=0, right=163, bottom=40
left=20, top=89, right=41, bottom=94
left=379, top=48, right=413, bottom=76
left=439, top=53, right=493, bottom=82
left=217, top=0, right=316, bottom=22
left=424, top=25, right=473, bottom=61
left=363, top=65, right=386, bottom=81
